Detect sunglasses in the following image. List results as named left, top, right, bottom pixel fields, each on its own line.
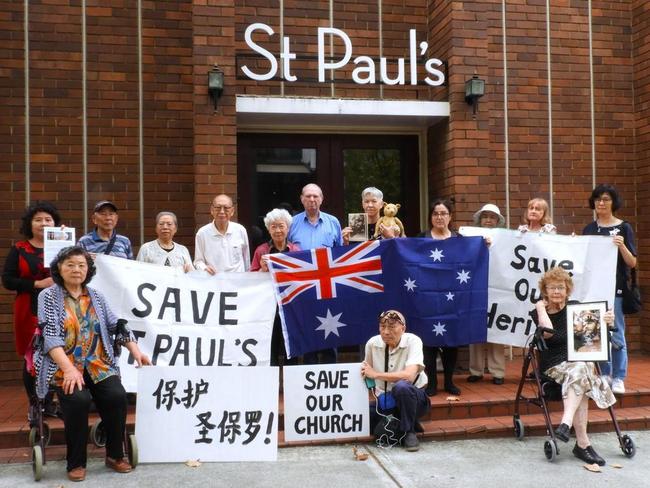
left=378, top=310, right=405, bottom=325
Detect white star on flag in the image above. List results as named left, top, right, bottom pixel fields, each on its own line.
left=429, top=248, right=444, bottom=262
left=404, top=277, right=417, bottom=291
left=445, top=292, right=454, bottom=301
left=315, top=309, right=347, bottom=339
left=433, top=321, right=446, bottom=336
left=456, top=269, right=471, bottom=284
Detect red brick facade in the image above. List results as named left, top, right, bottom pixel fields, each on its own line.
left=1, top=0, right=648, bottom=380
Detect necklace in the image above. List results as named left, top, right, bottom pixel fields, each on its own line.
left=157, top=240, right=175, bottom=251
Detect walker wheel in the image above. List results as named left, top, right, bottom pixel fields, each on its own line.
left=29, top=423, right=51, bottom=447
left=621, top=435, right=636, bottom=458
left=513, top=417, right=525, bottom=440
left=544, top=439, right=558, bottom=462
left=91, top=419, right=107, bottom=447
left=128, top=434, right=138, bottom=468
left=32, top=445, right=43, bottom=481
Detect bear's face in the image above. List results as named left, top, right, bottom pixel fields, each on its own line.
left=382, top=203, right=400, bottom=217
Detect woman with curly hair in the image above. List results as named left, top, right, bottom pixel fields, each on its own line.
left=2, top=201, right=61, bottom=405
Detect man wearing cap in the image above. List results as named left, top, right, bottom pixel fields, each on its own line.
left=77, top=201, right=134, bottom=259
left=194, top=194, right=250, bottom=274
left=466, top=203, right=507, bottom=385
left=361, top=309, right=429, bottom=452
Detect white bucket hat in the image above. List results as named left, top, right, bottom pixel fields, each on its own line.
left=473, top=203, right=505, bottom=227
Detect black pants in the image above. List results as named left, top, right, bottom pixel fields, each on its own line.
left=423, top=346, right=458, bottom=390
left=57, top=370, right=127, bottom=471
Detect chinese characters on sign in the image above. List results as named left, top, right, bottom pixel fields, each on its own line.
left=136, top=366, right=279, bottom=462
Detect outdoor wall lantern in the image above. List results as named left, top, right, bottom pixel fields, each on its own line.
left=465, top=75, right=485, bottom=115
left=208, top=65, right=225, bottom=111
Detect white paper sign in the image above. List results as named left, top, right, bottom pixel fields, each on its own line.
left=282, top=363, right=370, bottom=442
left=458, top=227, right=617, bottom=347
left=135, top=366, right=278, bottom=462
left=91, top=256, right=276, bottom=391
left=43, top=226, right=75, bottom=267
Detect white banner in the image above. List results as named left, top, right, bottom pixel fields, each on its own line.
left=92, top=256, right=276, bottom=391
left=282, top=363, right=370, bottom=442
left=135, top=366, right=279, bottom=462
left=458, top=228, right=617, bottom=347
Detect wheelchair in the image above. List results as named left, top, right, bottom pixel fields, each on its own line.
left=512, top=326, right=636, bottom=462
left=29, top=320, right=138, bottom=481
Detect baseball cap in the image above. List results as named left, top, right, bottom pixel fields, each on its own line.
left=93, top=200, right=118, bottom=213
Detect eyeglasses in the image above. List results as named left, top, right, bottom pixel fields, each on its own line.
left=269, top=223, right=287, bottom=230
left=212, top=205, right=233, bottom=212
left=547, top=285, right=566, bottom=291
left=596, top=197, right=612, bottom=203
left=432, top=212, right=449, bottom=217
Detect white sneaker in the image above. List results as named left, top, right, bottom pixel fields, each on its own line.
left=611, top=378, right=625, bottom=394
left=601, top=375, right=612, bottom=386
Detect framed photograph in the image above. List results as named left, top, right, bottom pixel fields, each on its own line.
left=566, top=301, right=609, bottom=362
left=348, top=213, right=368, bottom=242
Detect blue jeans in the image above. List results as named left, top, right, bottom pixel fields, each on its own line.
left=599, top=296, right=627, bottom=380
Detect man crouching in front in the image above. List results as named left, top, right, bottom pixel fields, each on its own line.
left=361, top=309, right=430, bottom=451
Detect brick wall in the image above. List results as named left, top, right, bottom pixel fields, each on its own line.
left=632, top=0, right=650, bottom=352
left=0, top=0, right=194, bottom=381
left=1, top=0, right=648, bottom=382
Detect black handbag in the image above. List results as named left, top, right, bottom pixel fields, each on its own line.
left=622, top=268, right=642, bottom=315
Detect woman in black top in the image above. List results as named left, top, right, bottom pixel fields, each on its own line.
left=534, top=267, right=615, bottom=465
left=417, top=198, right=460, bottom=396
left=582, top=184, right=637, bottom=395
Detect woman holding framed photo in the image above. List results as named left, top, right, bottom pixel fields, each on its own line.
left=534, top=267, right=616, bottom=466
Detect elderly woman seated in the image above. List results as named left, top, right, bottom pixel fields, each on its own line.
left=534, top=267, right=615, bottom=466
left=34, top=246, right=150, bottom=482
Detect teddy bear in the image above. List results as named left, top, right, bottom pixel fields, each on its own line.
left=374, top=202, right=405, bottom=238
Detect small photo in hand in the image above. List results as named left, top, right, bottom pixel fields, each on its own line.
left=348, top=213, right=368, bottom=242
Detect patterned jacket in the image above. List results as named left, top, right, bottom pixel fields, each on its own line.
left=34, top=284, right=135, bottom=399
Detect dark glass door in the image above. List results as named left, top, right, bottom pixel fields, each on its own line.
left=237, top=133, right=420, bottom=247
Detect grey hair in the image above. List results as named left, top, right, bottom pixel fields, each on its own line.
left=263, top=208, right=293, bottom=229
left=361, top=187, right=383, bottom=200
left=156, top=211, right=178, bottom=226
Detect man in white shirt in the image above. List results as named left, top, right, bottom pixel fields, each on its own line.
left=194, top=194, right=250, bottom=273
left=361, top=309, right=430, bottom=451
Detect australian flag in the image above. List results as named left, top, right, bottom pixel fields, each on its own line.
left=268, top=237, right=489, bottom=358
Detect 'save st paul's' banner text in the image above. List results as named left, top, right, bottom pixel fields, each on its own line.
left=92, top=256, right=276, bottom=391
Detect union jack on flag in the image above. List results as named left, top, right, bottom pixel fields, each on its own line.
left=267, top=238, right=488, bottom=358
left=269, top=240, right=383, bottom=304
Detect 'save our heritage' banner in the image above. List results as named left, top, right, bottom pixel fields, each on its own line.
left=92, top=256, right=276, bottom=391
left=458, top=227, right=617, bottom=347
left=135, top=366, right=279, bottom=462
left=282, top=363, right=370, bottom=442
left=268, top=237, right=489, bottom=357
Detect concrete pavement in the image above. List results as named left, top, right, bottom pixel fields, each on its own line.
left=0, top=430, right=644, bottom=487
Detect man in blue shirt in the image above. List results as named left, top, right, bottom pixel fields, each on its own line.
left=78, top=200, right=134, bottom=259
left=288, top=183, right=343, bottom=249
left=288, top=183, right=342, bottom=364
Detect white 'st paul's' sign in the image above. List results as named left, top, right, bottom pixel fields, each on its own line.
left=242, top=23, right=445, bottom=86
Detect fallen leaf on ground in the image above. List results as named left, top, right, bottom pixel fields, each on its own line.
left=583, top=463, right=601, bottom=472
left=185, top=460, right=202, bottom=468
left=352, top=446, right=369, bottom=461
left=446, top=396, right=460, bottom=401
left=611, top=463, right=623, bottom=469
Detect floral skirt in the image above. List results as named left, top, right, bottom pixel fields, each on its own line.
left=544, top=361, right=616, bottom=409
